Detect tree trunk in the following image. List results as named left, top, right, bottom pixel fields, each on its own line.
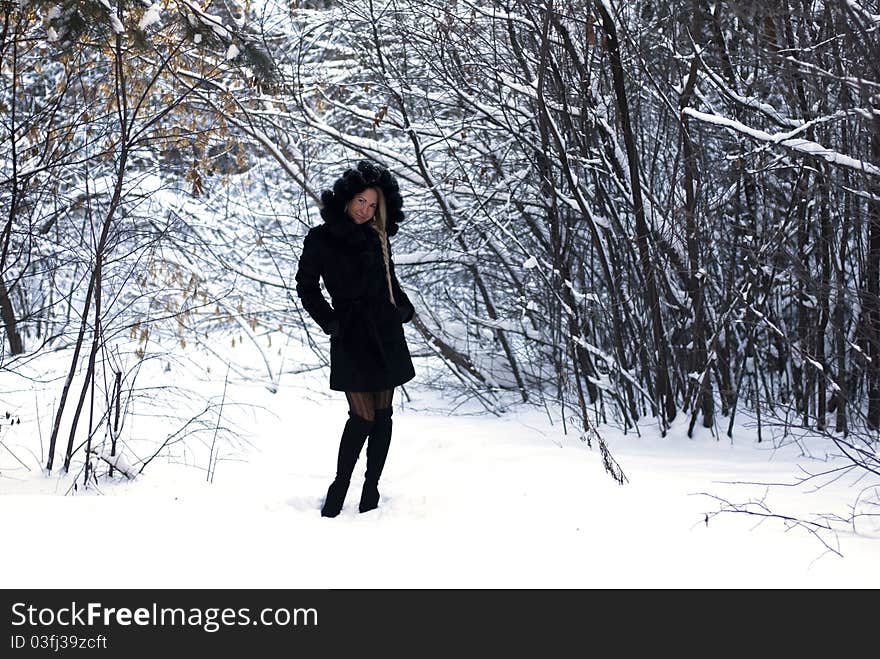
left=0, top=278, right=23, bottom=355
left=596, top=2, right=676, bottom=429
left=680, top=2, right=713, bottom=434
left=0, top=13, right=22, bottom=356
left=816, top=173, right=831, bottom=431
left=866, top=97, right=880, bottom=429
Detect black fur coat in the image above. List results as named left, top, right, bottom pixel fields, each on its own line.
left=295, top=208, right=416, bottom=392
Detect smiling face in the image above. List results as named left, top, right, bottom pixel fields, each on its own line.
left=346, top=188, right=379, bottom=224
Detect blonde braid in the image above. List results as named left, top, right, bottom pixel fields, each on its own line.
left=377, top=228, right=396, bottom=305
left=368, top=187, right=396, bottom=305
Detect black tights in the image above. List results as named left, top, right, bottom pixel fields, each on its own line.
left=345, top=389, right=394, bottom=422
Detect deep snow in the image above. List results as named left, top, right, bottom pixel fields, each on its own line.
left=1, top=332, right=878, bottom=589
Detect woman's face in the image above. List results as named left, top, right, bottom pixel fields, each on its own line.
left=346, top=188, right=378, bottom=224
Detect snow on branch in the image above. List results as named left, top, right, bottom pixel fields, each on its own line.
left=781, top=55, right=880, bottom=93
left=462, top=0, right=539, bottom=31
left=394, top=250, right=478, bottom=267
left=683, top=107, right=880, bottom=177
left=845, top=0, right=880, bottom=24
left=697, top=62, right=800, bottom=128
left=89, top=449, right=136, bottom=479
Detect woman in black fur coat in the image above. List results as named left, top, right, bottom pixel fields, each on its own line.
left=295, top=161, right=416, bottom=517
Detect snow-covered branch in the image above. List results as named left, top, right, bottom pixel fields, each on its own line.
left=683, top=107, right=880, bottom=177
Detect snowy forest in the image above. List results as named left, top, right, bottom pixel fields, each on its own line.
left=1, top=0, right=879, bottom=505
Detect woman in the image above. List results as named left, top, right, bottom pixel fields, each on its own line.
left=295, top=161, right=416, bottom=517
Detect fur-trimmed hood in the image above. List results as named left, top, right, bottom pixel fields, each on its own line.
left=319, top=160, right=404, bottom=236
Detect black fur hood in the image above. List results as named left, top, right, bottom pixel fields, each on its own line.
left=319, top=160, right=405, bottom=236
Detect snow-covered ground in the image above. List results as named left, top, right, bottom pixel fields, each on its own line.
left=1, top=333, right=877, bottom=589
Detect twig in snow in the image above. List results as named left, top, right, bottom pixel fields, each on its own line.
left=207, top=364, right=230, bottom=483
left=697, top=491, right=843, bottom=558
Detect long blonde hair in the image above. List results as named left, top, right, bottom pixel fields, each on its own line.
left=366, top=187, right=396, bottom=305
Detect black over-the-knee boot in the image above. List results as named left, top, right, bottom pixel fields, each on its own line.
left=321, top=412, right=374, bottom=518
left=359, top=407, right=393, bottom=513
